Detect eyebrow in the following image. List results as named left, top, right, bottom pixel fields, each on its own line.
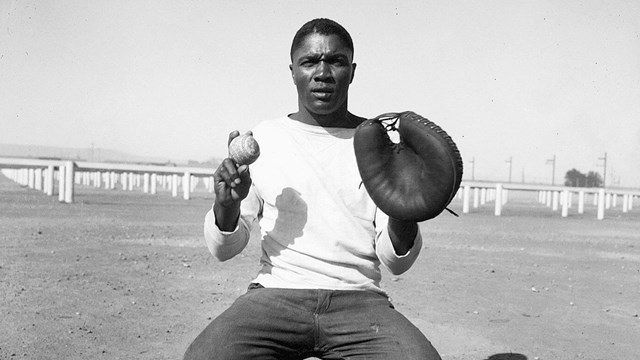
left=297, top=52, right=350, bottom=63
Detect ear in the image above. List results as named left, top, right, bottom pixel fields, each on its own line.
left=350, top=63, right=357, bottom=84
left=289, top=64, right=296, bottom=84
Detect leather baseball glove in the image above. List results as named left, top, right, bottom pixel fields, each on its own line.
left=354, top=111, right=463, bottom=222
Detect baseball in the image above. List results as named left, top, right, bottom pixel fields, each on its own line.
left=228, top=133, right=260, bottom=165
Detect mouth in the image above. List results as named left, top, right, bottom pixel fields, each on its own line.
left=311, top=88, right=334, bottom=100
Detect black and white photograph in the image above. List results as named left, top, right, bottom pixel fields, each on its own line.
left=1, top=1, right=639, bottom=359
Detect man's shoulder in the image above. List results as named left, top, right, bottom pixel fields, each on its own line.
left=251, top=116, right=288, bottom=138
left=253, top=116, right=288, bottom=130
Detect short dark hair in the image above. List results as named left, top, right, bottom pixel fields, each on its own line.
left=290, top=18, right=354, bottom=60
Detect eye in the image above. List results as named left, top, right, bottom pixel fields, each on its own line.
left=329, top=57, right=349, bottom=66
left=299, top=57, right=319, bottom=67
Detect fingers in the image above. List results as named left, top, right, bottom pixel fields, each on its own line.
left=215, top=158, right=242, bottom=188
left=214, top=160, right=252, bottom=187
left=237, top=164, right=251, bottom=183
left=227, top=130, right=240, bottom=146
left=227, top=130, right=253, bottom=146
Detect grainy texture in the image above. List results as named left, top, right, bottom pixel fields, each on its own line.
left=1, top=174, right=639, bottom=360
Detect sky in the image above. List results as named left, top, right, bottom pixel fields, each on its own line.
left=1, top=0, right=639, bottom=187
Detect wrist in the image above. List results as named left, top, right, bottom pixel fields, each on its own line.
left=388, top=217, right=418, bottom=233
left=388, top=218, right=418, bottom=255
left=214, top=198, right=240, bottom=211
left=213, top=201, right=241, bottom=232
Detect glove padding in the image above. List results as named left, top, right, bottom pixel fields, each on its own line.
left=354, top=111, right=463, bottom=222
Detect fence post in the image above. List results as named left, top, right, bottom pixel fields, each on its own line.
left=172, top=174, right=179, bottom=197
left=64, top=161, right=75, bottom=203
left=113, top=172, right=119, bottom=189
left=472, top=187, right=479, bottom=208
left=578, top=191, right=585, bottom=214
left=128, top=173, right=135, bottom=191
left=462, top=185, right=470, bottom=213
left=150, top=173, right=157, bottom=194
left=207, top=176, right=215, bottom=193
left=120, top=173, right=127, bottom=190
left=494, top=184, right=503, bottom=216
left=561, top=190, right=569, bottom=217
left=21, top=168, right=28, bottom=186
left=58, top=166, right=66, bottom=202
left=143, top=173, right=150, bottom=193
left=597, top=189, right=605, bottom=220
left=27, top=168, right=34, bottom=188
left=183, top=172, right=191, bottom=200
left=45, top=165, right=54, bottom=196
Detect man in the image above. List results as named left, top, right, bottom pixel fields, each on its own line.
left=184, top=18, right=442, bottom=360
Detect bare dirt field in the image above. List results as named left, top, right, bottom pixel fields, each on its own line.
left=1, top=175, right=639, bottom=360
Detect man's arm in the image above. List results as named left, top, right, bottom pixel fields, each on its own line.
left=204, top=187, right=261, bottom=262
left=374, top=210, right=423, bottom=275
left=204, top=207, right=251, bottom=261
left=205, top=130, right=255, bottom=260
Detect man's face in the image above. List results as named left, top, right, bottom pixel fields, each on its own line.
left=290, top=33, right=356, bottom=117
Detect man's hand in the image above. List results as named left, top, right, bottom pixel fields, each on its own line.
left=213, top=131, right=253, bottom=231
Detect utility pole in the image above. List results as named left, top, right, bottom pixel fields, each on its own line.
left=598, top=152, right=607, bottom=188
left=506, top=156, right=513, bottom=183
left=469, top=157, right=475, bottom=181
left=546, top=154, right=556, bottom=185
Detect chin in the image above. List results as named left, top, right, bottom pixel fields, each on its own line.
left=308, top=103, right=341, bottom=115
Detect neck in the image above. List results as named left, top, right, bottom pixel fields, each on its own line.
left=290, top=105, right=359, bottom=129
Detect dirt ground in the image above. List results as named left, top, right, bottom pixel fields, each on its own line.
left=1, top=174, right=639, bottom=360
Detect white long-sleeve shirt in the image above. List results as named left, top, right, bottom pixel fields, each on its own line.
left=204, top=116, right=422, bottom=294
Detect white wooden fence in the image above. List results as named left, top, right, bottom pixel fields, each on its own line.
left=0, top=157, right=215, bottom=203
left=2, top=157, right=639, bottom=220
left=456, top=181, right=639, bottom=220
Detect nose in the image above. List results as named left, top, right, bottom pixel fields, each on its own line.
left=313, top=61, right=332, bottom=82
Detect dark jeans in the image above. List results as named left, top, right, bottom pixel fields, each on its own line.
left=184, top=284, right=441, bottom=360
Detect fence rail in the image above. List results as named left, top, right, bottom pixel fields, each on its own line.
left=2, top=157, right=638, bottom=220
left=457, top=181, right=639, bottom=220
left=1, top=157, right=215, bottom=203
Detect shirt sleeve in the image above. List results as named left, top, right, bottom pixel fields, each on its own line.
left=373, top=209, right=423, bottom=275
left=203, top=184, right=262, bottom=261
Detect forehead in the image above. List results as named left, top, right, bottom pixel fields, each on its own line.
left=292, top=33, right=353, bottom=60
